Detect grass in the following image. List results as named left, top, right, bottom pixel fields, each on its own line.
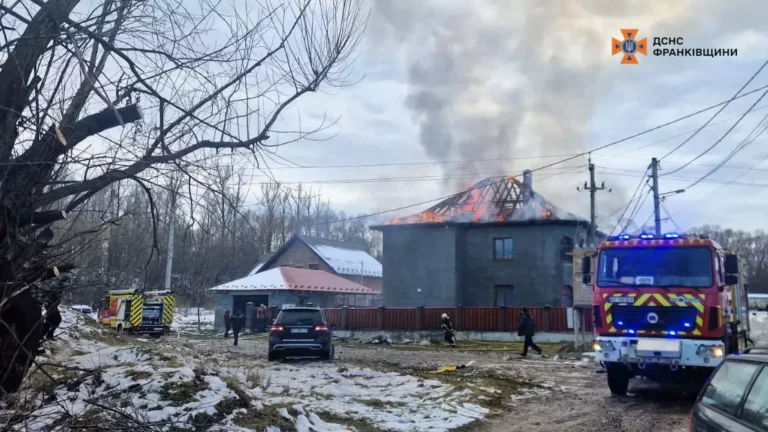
left=159, top=375, right=209, bottom=406
left=125, top=369, right=153, bottom=381
left=415, top=369, right=542, bottom=410
left=315, top=411, right=382, bottom=432
left=357, top=399, right=406, bottom=409
left=232, top=405, right=298, bottom=432
left=245, top=369, right=270, bottom=389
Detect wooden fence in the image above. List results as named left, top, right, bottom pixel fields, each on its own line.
left=320, top=306, right=594, bottom=333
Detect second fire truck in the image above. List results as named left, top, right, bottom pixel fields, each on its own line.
left=582, top=232, right=752, bottom=395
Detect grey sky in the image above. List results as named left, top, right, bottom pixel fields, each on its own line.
left=242, top=0, right=768, bottom=233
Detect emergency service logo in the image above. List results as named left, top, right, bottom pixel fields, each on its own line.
left=612, top=29, right=648, bottom=64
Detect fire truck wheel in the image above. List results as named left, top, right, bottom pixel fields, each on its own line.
left=607, top=364, right=630, bottom=396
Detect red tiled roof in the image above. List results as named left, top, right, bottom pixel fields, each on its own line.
left=209, top=267, right=380, bottom=295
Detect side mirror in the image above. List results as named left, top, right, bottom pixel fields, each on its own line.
left=725, top=274, right=738, bottom=286
left=581, top=257, right=591, bottom=275
left=724, top=254, right=739, bottom=274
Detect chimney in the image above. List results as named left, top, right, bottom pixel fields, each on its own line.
left=522, top=169, right=533, bottom=195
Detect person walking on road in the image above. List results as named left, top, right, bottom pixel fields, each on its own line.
left=441, top=313, right=457, bottom=347
left=223, top=309, right=231, bottom=338
left=518, top=307, right=542, bottom=357
left=231, top=309, right=245, bottom=346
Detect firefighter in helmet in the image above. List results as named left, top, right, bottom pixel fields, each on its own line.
left=441, top=313, right=456, bottom=347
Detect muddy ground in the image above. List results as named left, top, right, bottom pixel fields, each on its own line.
left=176, top=334, right=692, bottom=432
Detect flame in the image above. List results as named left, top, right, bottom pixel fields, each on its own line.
left=383, top=174, right=559, bottom=225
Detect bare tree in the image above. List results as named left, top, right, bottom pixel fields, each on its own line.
left=0, top=0, right=367, bottom=395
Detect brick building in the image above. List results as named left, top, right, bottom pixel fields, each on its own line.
left=371, top=170, right=592, bottom=308
left=210, top=235, right=382, bottom=329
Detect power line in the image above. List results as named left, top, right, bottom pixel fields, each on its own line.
left=236, top=84, right=768, bottom=176
left=608, top=166, right=649, bottom=236
left=261, top=87, right=768, bottom=228
left=623, top=187, right=652, bottom=233
left=659, top=60, right=768, bottom=161
left=660, top=200, right=683, bottom=233
left=664, top=86, right=768, bottom=177
left=683, top=110, right=768, bottom=190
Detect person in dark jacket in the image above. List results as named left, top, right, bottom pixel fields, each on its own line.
left=43, top=292, right=62, bottom=341
left=42, top=275, right=69, bottom=341
left=441, top=313, right=456, bottom=347
left=518, top=307, right=542, bottom=357
left=231, top=309, right=245, bottom=346
left=223, top=309, right=231, bottom=338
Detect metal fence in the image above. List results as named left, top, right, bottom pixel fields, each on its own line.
left=321, top=306, right=593, bottom=333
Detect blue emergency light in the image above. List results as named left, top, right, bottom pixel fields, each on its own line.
left=609, top=232, right=683, bottom=241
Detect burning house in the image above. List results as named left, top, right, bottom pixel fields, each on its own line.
left=371, top=170, right=593, bottom=308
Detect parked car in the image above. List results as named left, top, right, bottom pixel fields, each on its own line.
left=268, top=307, right=334, bottom=361
left=690, top=346, right=768, bottom=431
left=71, top=305, right=92, bottom=314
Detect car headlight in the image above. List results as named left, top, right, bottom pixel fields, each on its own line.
left=593, top=342, right=601, bottom=352
left=596, top=340, right=616, bottom=352
left=697, top=344, right=725, bottom=357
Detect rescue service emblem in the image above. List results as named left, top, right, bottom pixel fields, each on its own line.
left=646, top=312, right=659, bottom=324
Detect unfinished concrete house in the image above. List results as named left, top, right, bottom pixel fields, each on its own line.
left=371, top=170, right=591, bottom=308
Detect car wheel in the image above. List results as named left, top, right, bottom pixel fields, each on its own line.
left=268, top=350, right=280, bottom=362
left=322, top=343, right=334, bottom=361
left=607, top=364, right=630, bottom=396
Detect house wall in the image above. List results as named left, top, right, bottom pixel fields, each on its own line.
left=264, top=240, right=383, bottom=291
left=379, top=223, right=585, bottom=307
left=266, top=241, right=335, bottom=272
left=381, top=225, right=458, bottom=307
left=460, top=224, right=584, bottom=307
left=213, top=290, right=352, bottom=330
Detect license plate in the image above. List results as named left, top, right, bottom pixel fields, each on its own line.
left=291, top=328, right=308, bottom=334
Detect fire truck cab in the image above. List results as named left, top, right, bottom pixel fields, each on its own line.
left=98, top=289, right=175, bottom=336
left=582, top=232, right=752, bottom=395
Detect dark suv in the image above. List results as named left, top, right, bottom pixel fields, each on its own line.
left=690, top=347, right=768, bottom=431
left=268, top=307, right=334, bottom=361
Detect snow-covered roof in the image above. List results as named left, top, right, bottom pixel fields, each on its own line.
left=300, top=236, right=382, bottom=278
left=749, top=293, right=768, bottom=299
left=209, top=267, right=380, bottom=294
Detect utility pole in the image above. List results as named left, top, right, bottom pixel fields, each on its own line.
left=164, top=189, right=176, bottom=291
left=575, top=156, right=610, bottom=351
left=650, top=157, right=662, bottom=237
left=578, top=155, right=611, bottom=246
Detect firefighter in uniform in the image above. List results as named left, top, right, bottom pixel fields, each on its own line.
left=441, top=313, right=457, bottom=347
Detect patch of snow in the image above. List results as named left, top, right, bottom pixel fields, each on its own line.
left=226, top=363, right=489, bottom=431
left=173, top=308, right=215, bottom=334
left=308, top=244, right=382, bottom=277
left=751, top=311, right=768, bottom=344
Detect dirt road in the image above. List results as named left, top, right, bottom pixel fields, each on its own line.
left=178, top=335, right=692, bottom=432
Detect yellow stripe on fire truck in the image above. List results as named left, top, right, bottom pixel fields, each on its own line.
left=130, top=294, right=143, bottom=328
left=602, top=292, right=706, bottom=336
left=162, top=295, right=175, bottom=326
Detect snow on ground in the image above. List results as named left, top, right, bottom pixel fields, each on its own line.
left=751, top=311, right=768, bottom=344
left=221, top=364, right=488, bottom=431
left=173, top=307, right=215, bottom=334
left=3, top=305, right=488, bottom=431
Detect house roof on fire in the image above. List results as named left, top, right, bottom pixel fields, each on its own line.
left=209, top=267, right=380, bottom=294
left=248, top=234, right=383, bottom=278
left=371, top=174, right=588, bottom=228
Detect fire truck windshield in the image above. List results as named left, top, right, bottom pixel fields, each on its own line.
left=597, top=246, right=713, bottom=288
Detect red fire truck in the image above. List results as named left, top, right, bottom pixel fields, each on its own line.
left=582, top=232, right=752, bottom=395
